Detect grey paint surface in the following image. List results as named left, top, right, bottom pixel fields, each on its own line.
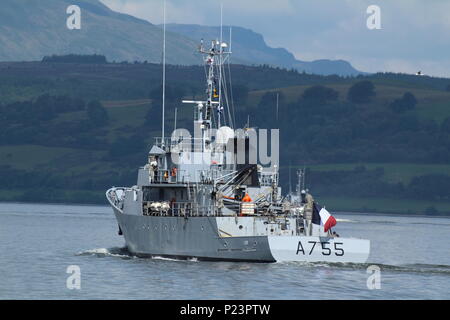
left=114, top=208, right=275, bottom=262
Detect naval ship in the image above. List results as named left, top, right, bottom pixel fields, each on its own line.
left=106, top=38, right=370, bottom=263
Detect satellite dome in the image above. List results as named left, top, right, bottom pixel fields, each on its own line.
left=216, top=126, right=234, bottom=144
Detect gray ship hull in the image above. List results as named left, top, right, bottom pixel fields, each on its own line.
left=113, top=208, right=276, bottom=262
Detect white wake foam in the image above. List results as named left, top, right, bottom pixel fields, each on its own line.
left=336, top=218, right=358, bottom=223
left=76, top=247, right=133, bottom=259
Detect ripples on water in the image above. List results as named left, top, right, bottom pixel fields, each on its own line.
left=0, top=202, right=449, bottom=299
left=76, top=246, right=450, bottom=275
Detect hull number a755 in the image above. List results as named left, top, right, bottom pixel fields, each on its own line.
left=296, top=241, right=345, bottom=256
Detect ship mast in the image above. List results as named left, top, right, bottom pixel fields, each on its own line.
left=218, top=3, right=224, bottom=128
left=182, top=33, right=231, bottom=152
left=161, top=0, right=166, bottom=147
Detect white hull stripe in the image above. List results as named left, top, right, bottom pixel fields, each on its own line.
left=268, top=236, right=370, bottom=263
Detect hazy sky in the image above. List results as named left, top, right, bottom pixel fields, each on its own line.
left=100, top=0, right=450, bottom=77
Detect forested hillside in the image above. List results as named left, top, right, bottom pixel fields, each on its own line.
left=1, top=60, right=450, bottom=214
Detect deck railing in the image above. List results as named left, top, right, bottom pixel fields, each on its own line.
left=142, top=201, right=213, bottom=217
left=154, top=137, right=207, bottom=152
left=150, top=169, right=189, bottom=184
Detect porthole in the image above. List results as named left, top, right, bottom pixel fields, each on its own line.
left=238, top=225, right=243, bottom=230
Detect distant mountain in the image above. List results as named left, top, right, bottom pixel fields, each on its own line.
left=164, top=24, right=363, bottom=76
left=0, top=0, right=199, bottom=64
left=0, top=0, right=362, bottom=76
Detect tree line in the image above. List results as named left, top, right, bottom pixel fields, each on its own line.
left=42, top=54, right=108, bottom=64
left=246, top=81, right=450, bottom=165
left=0, top=94, right=109, bottom=149
left=1, top=73, right=450, bottom=209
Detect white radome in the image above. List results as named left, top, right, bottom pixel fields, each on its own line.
left=216, top=126, right=235, bottom=145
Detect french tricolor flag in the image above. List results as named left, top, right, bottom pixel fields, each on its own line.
left=312, top=203, right=337, bottom=233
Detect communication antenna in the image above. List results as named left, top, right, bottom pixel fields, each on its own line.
left=302, top=166, right=306, bottom=190
left=174, top=107, right=177, bottom=132
left=218, top=3, right=224, bottom=128
left=161, top=0, right=166, bottom=146
left=296, top=169, right=302, bottom=199
left=276, top=92, right=279, bottom=124
left=288, top=163, right=292, bottom=194
left=229, top=26, right=232, bottom=52
left=227, top=26, right=236, bottom=128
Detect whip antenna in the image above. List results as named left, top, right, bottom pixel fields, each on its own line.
left=161, top=0, right=166, bottom=146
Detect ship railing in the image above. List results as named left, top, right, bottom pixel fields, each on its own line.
left=259, top=172, right=275, bottom=186
left=170, top=202, right=212, bottom=217
left=154, top=137, right=207, bottom=152
left=150, top=169, right=190, bottom=184
left=106, top=187, right=129, bottom=212
left=172, top=137, right=205, bottom=152
left=153, top=137, right=172, bottom=149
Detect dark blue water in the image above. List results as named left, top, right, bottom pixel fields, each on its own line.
left=1, top=202, right=449, bottom=299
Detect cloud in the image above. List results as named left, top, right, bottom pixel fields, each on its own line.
left=101, top=0, right=294, bottom=25
left=100, top=0, right=450, bottom=77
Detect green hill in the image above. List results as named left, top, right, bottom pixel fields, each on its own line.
left=1, top=61, right=450, bottom=215
left=249, top=82, right=450, bottom=124
left=0, top=0, right=360, bottom=76
left=0, top=0, right=198, bottom=64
